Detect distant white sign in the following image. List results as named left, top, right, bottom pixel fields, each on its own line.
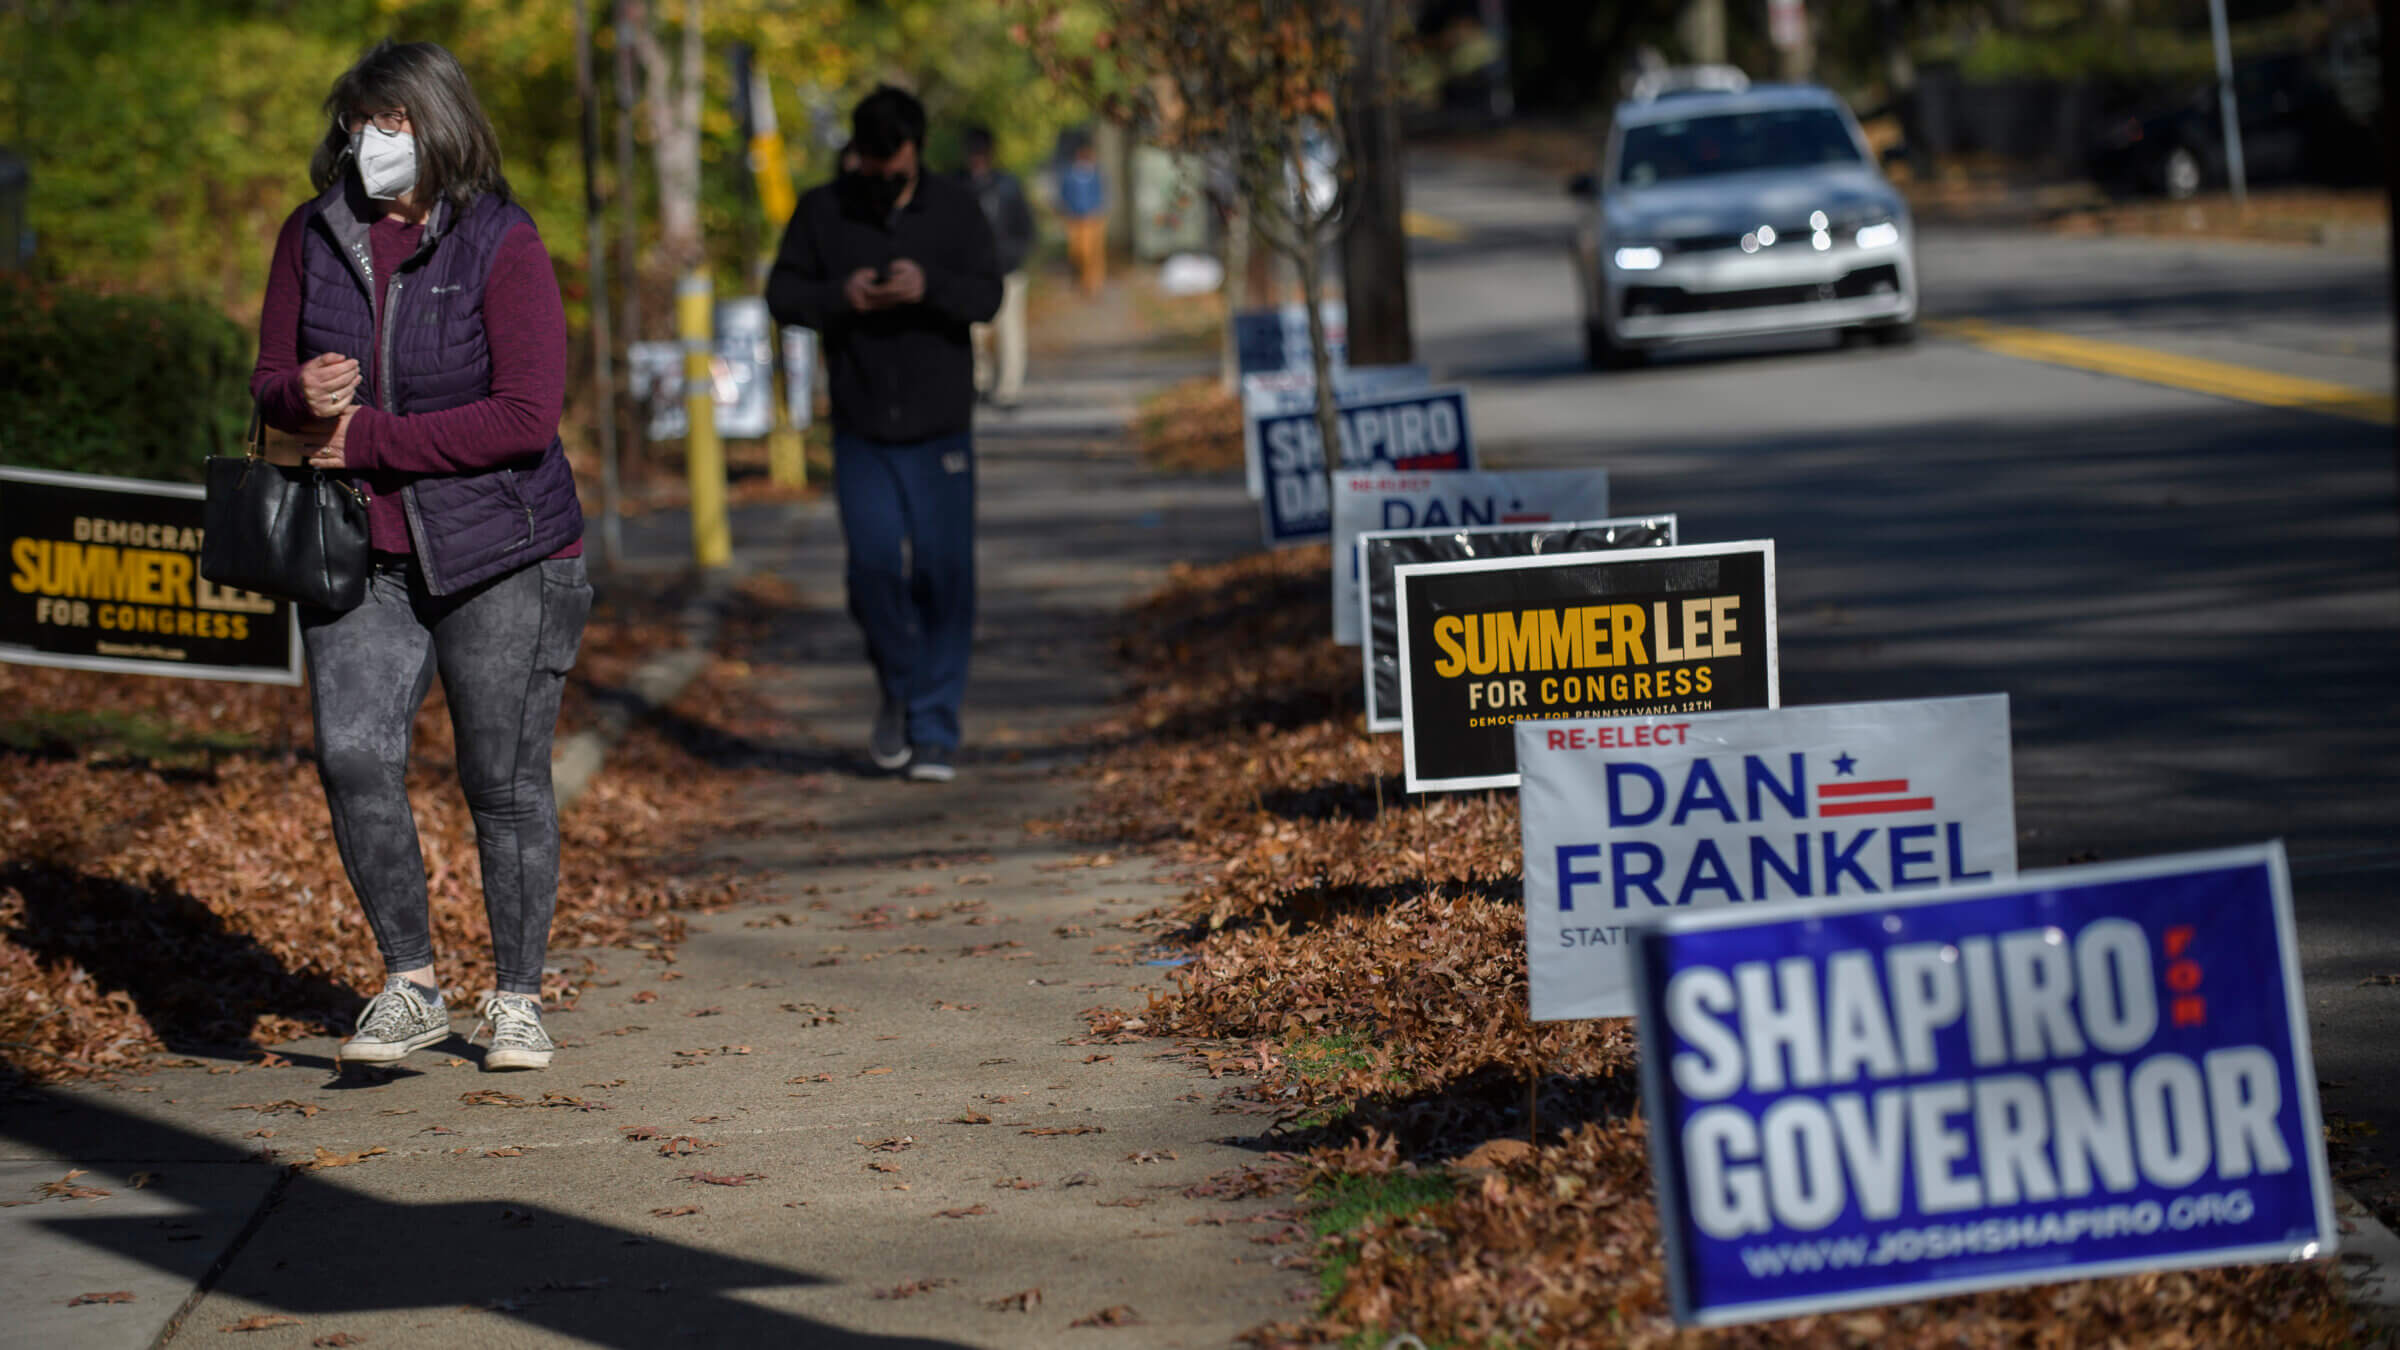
left=1517, top=695, right=2017, bottom=1020
left=1330, top=468, right=1610, bottom=645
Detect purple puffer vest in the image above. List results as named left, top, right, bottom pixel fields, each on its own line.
left=297, top=181, right=582, bottom=596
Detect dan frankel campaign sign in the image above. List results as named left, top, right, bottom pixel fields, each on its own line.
left=1518, top=696, right=2016, bottom=1021
left=1627, top=843, right=2336, bottom=1327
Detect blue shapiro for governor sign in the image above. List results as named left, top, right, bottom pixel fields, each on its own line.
left=1256, top=387, right=1474, bottom=546
left=1628, top=843, right=2337, bottom=1327
left=1518, top=695, right=2017, bottom=1020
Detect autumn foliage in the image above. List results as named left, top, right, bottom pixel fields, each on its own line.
left=1080, top=548, right=2361, bottom=1346
left=0, top=591, right=761, bottom=1082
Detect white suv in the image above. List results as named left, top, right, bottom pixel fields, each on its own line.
left=1571, top=77, right=1918, bottom=368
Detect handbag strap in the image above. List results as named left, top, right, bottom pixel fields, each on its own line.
left=245, top=401, right=265, bottom=461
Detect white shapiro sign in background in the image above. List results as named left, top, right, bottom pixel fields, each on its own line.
left=1517, top=695, right=2017, bottom=1020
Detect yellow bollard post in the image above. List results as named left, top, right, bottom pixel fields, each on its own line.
left=678, top=270, right=731, bottom=570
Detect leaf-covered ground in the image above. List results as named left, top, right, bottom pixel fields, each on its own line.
left=1075, top=547, right=2363, bottom=1348
left=1136, top=376, right=1244, bottom=475
left=0, top=582, right=775, bottom=1083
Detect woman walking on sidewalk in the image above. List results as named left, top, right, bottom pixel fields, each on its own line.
left=250, top=40, right=589, bottom=1071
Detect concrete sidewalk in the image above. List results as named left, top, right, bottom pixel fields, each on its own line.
left=0, top=282, right=1292, bottom=1349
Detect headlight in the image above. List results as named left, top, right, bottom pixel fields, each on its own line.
left=1854, top=221, right=1902, bottom=250
left=1612, top=245, right=1664, bottom=271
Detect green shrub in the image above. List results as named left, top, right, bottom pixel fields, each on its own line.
left=0, top=274, right=250, bottom=483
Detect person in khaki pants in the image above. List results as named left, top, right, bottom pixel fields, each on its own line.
left=961, top=127, right=1034, bottom=410
left=1057, top=139, right=1106, bottom=297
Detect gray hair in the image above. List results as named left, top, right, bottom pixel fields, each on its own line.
left=310, top=40, right=511, bottom=211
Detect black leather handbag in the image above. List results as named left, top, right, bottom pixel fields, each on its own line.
left=200, top=405, right=371, bottom=611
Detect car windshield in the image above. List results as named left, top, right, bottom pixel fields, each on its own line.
left=1616, top=107, right=1862, bottom=186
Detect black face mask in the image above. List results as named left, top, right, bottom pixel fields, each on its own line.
left=841, top=168, right=912, bottom=220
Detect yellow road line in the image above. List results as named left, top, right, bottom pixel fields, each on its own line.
left=1931, top=318, right=2394, bottom=426
left=1402, top=209, right=1468, bottom=243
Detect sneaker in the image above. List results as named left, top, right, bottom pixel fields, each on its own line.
left=475, top=993, right=555, bottom=1071
left=869, top=699, right=912, bottom=771
left=339, top=976, right=451, bottom=1064
left=907, top=745, right=956, bottom=783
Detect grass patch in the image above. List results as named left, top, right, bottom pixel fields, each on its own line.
left=1307, top=1167, right=1458, bottom=1308
left=0, top=708, right=264, bottom=768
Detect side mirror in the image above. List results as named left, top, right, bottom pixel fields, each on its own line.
left=1566, top=172, right=1599, bottom=200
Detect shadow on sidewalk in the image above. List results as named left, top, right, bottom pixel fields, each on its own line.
left=2, top=1088, right=971, bottom=1348
left=0, top=862, right=358, bottom=1066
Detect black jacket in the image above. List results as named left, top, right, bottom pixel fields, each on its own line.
left=966, top=166, right=1036, bottom=274
left=766, top=170, right=1001, bottom=444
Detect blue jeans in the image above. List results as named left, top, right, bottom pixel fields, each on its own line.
left=833, top=430, right=976, bottom=751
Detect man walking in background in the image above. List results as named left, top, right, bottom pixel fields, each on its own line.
left=767, top=86, right=1002, bottom=783
left=962, top=126, right=1034, bottom=412
left=1057, top=138, right=1107, bottom=298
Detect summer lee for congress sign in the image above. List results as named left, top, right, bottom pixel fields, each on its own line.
left=1, top=467, right=298, bottom=684
left=1518, top=696, right=2017, bottom=1020
left=1395, top=542, right=1775, bottom=793
left=1628, top=843, right=2336, bottom=1327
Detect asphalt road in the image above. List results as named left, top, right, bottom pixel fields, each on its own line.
left=1404, top=151, right=2400, bottom=1204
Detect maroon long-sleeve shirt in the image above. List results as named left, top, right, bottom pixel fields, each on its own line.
left=252, top=204, right=580, bottom=558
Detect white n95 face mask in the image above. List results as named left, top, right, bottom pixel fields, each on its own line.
left=351, top=125, right=419, bottom=201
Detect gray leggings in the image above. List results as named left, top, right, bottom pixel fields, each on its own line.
left=302, top=555, right=592, bottom=994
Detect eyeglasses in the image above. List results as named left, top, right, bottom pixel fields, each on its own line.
left=347, top=109, right=408, bottom=135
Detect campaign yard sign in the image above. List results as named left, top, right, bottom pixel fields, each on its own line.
left=1395, top=541, right=1775, bottom=793
left=1359, top=515, right=1679, bottom=733
left=1241, top=364, right=1429, bottom=499
left=1517, top=695, right=2017, bottom=1020
left=1233, top=302, right=1347, bottom=377
left=1330, top=468, right=1613, bottom=646
left=1257, top=387, right=1476, bottom=546
left=1628, top=843, right=2336, bottom=1327
left=1, top=467, right=298, bottom=684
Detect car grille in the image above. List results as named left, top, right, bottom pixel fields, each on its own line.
left=1624, top=264, right=1902, bottom=317
left=1668, top=223, right=1819, bottom=254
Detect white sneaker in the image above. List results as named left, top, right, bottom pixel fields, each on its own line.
left=339, top=976, right=451, bottom=1064
left=476, top=993, right=555, bottom=1071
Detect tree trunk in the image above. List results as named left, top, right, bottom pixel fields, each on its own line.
left=1341, top=0, right=1414, bottom=367
left=1221, top=193, right=1249, bottom=390
left=634, top=0, right=704, bottom=273
left=1294, top=223, right=1341, bottom=515
left=613, top=0, right=646, bottom=471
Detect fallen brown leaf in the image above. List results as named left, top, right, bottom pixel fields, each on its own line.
left=985, top=1287, right=1042, bottom=1312
left=311, top=1335, right=367, bottom=1348
left=677, top=1171, right=765, bottom=1186
left=67, top=1291, right=135, bottom=1306
left=873, top=1277, right=953, bottom=1300
left=222, top=1314, right=304, bottom=1332
left=1070, top=1305, right=1141, bottom=1328
left=651, top=1205, right=703, bottom=1217
left=932, top=1204, right=988, bottom=1219
left=298, top=1146, right=388, bottom=1171
left=1022, top=1125, right=1104, bottom=1137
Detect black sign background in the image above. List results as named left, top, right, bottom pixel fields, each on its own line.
left=2, top=470, right=298, bottom=683
left=1362, top=516, right=1677, bottom=731
left=1398, top=544, right=1775, bottom=791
